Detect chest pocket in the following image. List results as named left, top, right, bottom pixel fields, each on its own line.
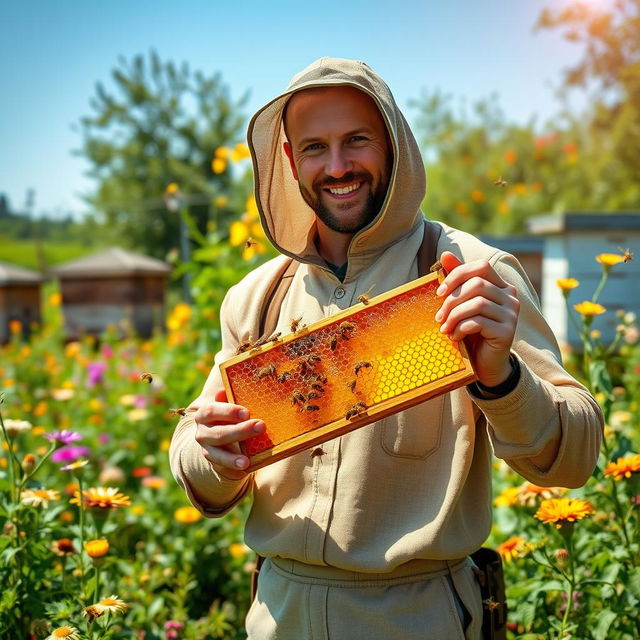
left=381, top=396, right=445, bottom=460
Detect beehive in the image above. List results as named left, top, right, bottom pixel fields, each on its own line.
left=220, top=270, right=475, bottom=470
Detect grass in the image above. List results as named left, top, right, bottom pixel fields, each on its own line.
left=0, top=235, right=101, bottom=271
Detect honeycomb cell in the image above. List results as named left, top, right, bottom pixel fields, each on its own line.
left=220, top=272, right=475, bottom=469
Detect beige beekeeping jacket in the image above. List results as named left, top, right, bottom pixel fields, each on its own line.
left=170, top=57, right=603, bottom=572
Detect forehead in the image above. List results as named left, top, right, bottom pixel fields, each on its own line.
left=284, top=85, right=387, bottom=140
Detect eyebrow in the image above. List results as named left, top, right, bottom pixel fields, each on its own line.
left=296, top=128, right=375, bottom=151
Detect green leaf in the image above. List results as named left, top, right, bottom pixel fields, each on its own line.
left=519, top=600, right=537, bottom=631
left=593, top=609, right=617, bottom=640
left=626, top=567, right=640, bottom=598
left=588, top=361, right=613, bottom=397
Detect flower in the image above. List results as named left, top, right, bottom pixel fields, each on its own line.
left=60, top=459, right=89, bottom=472
left=596, top=253, right=625, bottom=267
left=51, top=446, right=90, bottom=464
left=142, top=475, right=167, bottom=489
left=496, top=536, right=526, bottom=562
left=603, top=454, right=640, bottom=481
left=229, top=542, right=249, bottom=559
left=92, top=595, right=128, bottom=616
left=21, top=488, right=61, bottom=508
left=165, top=620, right=185, bottom=639
left=128, top=408, right=149, bottom=422
left=165, top=182, right=179, bottom=195
left=51, top=538, right=76, bottom=556
left=516, top=482, right=568, bottom=507
left=573, top=301, right=606, bottom=316
left=494, top=486, right=520, bottom=507
left=556, top=278, right=579, bottom=293
left=51, top=388, right=75, bottom=401
left=3, top=418, right=32, bottom=437
left=84, top=539, right=110, bottom=558
left=87, top=361, right=107, bottom=387
left=166, top=303, right=192, bottom=332
left=22, top=453, right=37, bottom=474
left=44, top=430, right=82, bottom=446
left=71, top=486, right=131, bottom=510
left=46, top=627, right=80, bottom=640
left=99, top=465, right=126, bottom=485
left=231, top=142, right=251, bottom=162
left=174, top=505, right=202, bottom=523
left=534, top=497, right=595, bottom=529
left=132, top=466, right=153, bottom=477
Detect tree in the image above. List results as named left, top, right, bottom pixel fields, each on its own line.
left=77, top=51, right=250, bottom=257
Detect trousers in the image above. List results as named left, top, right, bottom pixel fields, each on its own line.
left=246, top=556, right=483, bottom=640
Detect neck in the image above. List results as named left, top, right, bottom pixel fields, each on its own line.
left=315, top=222, right=352, bottom=266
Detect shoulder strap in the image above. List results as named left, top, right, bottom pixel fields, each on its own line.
left=417, top=218, right=443, bottom=278
left=258, top=257, right=299, bottom=339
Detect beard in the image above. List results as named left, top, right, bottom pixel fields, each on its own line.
left=299, top=171, right=387, bottom=234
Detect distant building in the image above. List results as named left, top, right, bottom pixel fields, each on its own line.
left=0, top=262, right=42, bottom=343
left=49, top=247, right=171, bottom=339
left=528, top=212, right=640, bottom=346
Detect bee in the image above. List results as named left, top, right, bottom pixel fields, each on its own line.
left=169, top=407, right=187, bottom=416
left=347, top=380, right=357, bottom=393
left=354, top=361, right=372, bottom=376
left=305, top=403, right=320, bottom=412
left=277, top=371, right=292, bottom=383
left=236, top=339, right=254, bottom=354
left=494, top=176, right=508, bottom=187
left=483, top=598, right=502, bottom=612
left=255, top=364, right=276, bottom=379
left=269, top=332, right=282, bottom=343
left=619, top=247, right=634, bottom=263
left=310, top=382, right=325, bottom=393
left=291, top=390, right=306, bottom=406
left=329, top=335, right=338, bottom=351
left=244, top=237, right=257, bottom=249
left=299, top=354, right=321, bottom=375
left=358, top=294, right=371, bottom=305
left=429, top=260, right=442, bottom=273
left=345, top=402, right=367, bottom=421
left=311, top=374, right=328, bottom=385
left=310, top=447, right=325, bottom=459
left=307, top=391, right=320, bottom=400
left=339, top=321, right=356, bottom=339
left=140, top=372, right=154, bottom=383
left=290, top=315, right=304, bottom=333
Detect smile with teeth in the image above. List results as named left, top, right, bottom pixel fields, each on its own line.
left=326, top=182, right=362, bottom=195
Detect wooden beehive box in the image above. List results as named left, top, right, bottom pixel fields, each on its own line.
left=220, top=270, right=476, bottom=471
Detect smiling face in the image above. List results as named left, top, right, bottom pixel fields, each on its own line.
left=283, top=86, right=392, bottom=235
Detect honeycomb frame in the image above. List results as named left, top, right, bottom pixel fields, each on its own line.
left=220, top=270, right=476, bottom=471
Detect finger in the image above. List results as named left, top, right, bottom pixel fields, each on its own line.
left=440, top=251, right=462, bottom=275
left=214, top=388, right=229, bottom=403
left=436, top=279, right=518, bottom=325
left=196, top=419, right=265, bottom=448
left=202, top=442, right=250, bottom=472
left=444, top=316, right=514, bottom=344
left=439, top=295, right=513, bottom=334
left=437, top=257, right=509, bottom=299
left=194, top=401, right=252, bottom=426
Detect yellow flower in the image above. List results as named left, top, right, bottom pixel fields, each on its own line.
left=83, top=595, right=128, bottom=621
left=573, top=301, right=606, bottom=316
left=556, top=278, right=579, bottom=292
left=214, top=146, right=230, bottom=160
left=84, top=539, right=110, bottom=558
left=46, top=627, right=80, bottom=640
left=211, top=157, right=227, bottom=174
left=516, top=482, right=568, bottom=507
left=142, top=475, right=167, bottom=489
left=596, top=253, right=625, bottom=267
left=127, top=408, right=149, bottom=422
left=130, top=505, right=146, bottom=516
left=231, top=142, right=251, bottom=162
left=71, top=486, right=131, bottom=510
left=471, top=189, right=485, bottom=203
left=494, top=486, right=519, bottom=507
left=229, top=220, right=250, bottom=247
left=214, top=195, right=228, bottom=208
left=229, top=542, right=249, bottom=559
left=455, top=202, right=470, bottom=217
left=534, top=497, right=595, bottom=529
left=21, top=488, right=61, bottom=508
left=603, top=454, right=640, bottom=481
left=64, top=341, right=81, bottom=358
left=166, top=303, right=192, bottom=331
left=174, top=505, right=202, bottom=523
left=51, top=388, right=75, bottom=401
left=165, top=182, right=179, bottom=195
left=497, top=201, right=510, bottom=215
left=48, top=292, right=62, bottom=307
left=496, top=536, right=526, bottom=562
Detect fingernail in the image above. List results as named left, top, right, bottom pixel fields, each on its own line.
left=235, top=457, right=246, bottom=468
left=254, top=421, right=265, bottom=432
left=435, top=310, right=442, bottom=323
left=238, top=408, right=249, bottom=420
left=436, top=284, right=446, bottom=296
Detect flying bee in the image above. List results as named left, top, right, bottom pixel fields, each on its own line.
left=277, top=371, right=292, bottom=384
left=347, top=379, right=357, bottom=393
left=244, top=237, right=257, bottom=249
left=310, top=447, right=325, bottom=459
left=305, top=403, right=320, bottom=412
left=329, top=335, right=338, bottom=351
left=255, top=364, right=276, bottom=379
left=140, top=372, right=154, bottom=383
left=291, top=390, right=306, bottom=406
left=290, top=315, right=304, bottom=333
left=169, top=407, right=187, bottom=416
left=483, top=598, right=502, bottom=612
left=339, top=321, right=356, bottom=340
left=494, top=176, right=508, bottom=187
left=619, top=247, right=634, bottom=263
left=354, top=361, right=372, bottom=376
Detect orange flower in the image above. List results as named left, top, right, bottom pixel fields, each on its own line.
left=46, top=627, right=80, bottom=640
left=603, top=454, right=640, bottom=481
left=504, top=150, right=517, bottom=164
left=174, top=505, right=202, bottom=523
left=573, top=301, right=606, bottom=316
left=51, top=538, right=76, bottom=556
left=494, top=486, right=519, bottom=507
left=516, top=482, right=568, bottom=507
left=556, top=278, right=579, bottom=293
left=470, top=189, right=485, bottom=203
left=71, top=486, right=131, bottom=510
left=84, top=539, right=110, bottom=558
left=534, top=497, right=595, bottom=529
left=142, top=475, right=167, bottom=489
left=496, top=536, right=526, bottom=562
left=596, top=253, right=625, bottom=267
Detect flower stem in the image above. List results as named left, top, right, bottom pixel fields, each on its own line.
left=77, top=476, right=86, bottom=586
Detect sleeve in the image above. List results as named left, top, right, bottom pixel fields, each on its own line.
left=468, top=252, right=604, bottom=488
left=169, top=287, right=254, bottom=516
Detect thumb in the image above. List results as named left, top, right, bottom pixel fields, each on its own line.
left=214, top=388, right=229, bottom=403
left=440, top=251, right=463, bottom=275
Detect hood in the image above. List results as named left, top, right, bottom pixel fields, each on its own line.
left=247, top=57, right=426, bottom=274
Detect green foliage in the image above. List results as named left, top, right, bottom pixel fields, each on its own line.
left=78, top=50, right=251, bottom=258
left=0, top=235, right=98, bottom=270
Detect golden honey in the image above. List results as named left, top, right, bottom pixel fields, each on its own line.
left=220, top=271, right=475, bottom=470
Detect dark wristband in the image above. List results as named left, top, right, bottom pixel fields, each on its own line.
left=471, top=354, right=521, bottom=398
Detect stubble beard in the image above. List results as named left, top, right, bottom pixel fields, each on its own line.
left=299, top=172, right=386, bottom=234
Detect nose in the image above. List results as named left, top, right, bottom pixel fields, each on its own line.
left=325, top=146, right=352, bottom=178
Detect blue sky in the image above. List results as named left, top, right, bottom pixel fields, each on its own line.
left=1, top=0, right=594, bottom=218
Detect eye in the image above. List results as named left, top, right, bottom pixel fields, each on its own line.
left=302, top=142, right=324, bottom=152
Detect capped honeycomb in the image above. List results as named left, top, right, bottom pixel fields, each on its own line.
left=219, top=271, right=475, bottom=470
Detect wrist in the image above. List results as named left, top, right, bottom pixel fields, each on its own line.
left=470, top=354, right=521, bottom=398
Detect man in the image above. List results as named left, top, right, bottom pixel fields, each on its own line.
left=170, top=58, right=603, bottom=639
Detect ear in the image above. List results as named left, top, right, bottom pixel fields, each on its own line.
left=283, top=142, right=299, bottom=181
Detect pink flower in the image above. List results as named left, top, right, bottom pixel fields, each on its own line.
left=51, top=446, right=91, bottom=463
left=102, top=344, right=114, bottom=359
left=44, top=430, right=83, bottom=446
left=87, top=361, right=107, bottom=387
